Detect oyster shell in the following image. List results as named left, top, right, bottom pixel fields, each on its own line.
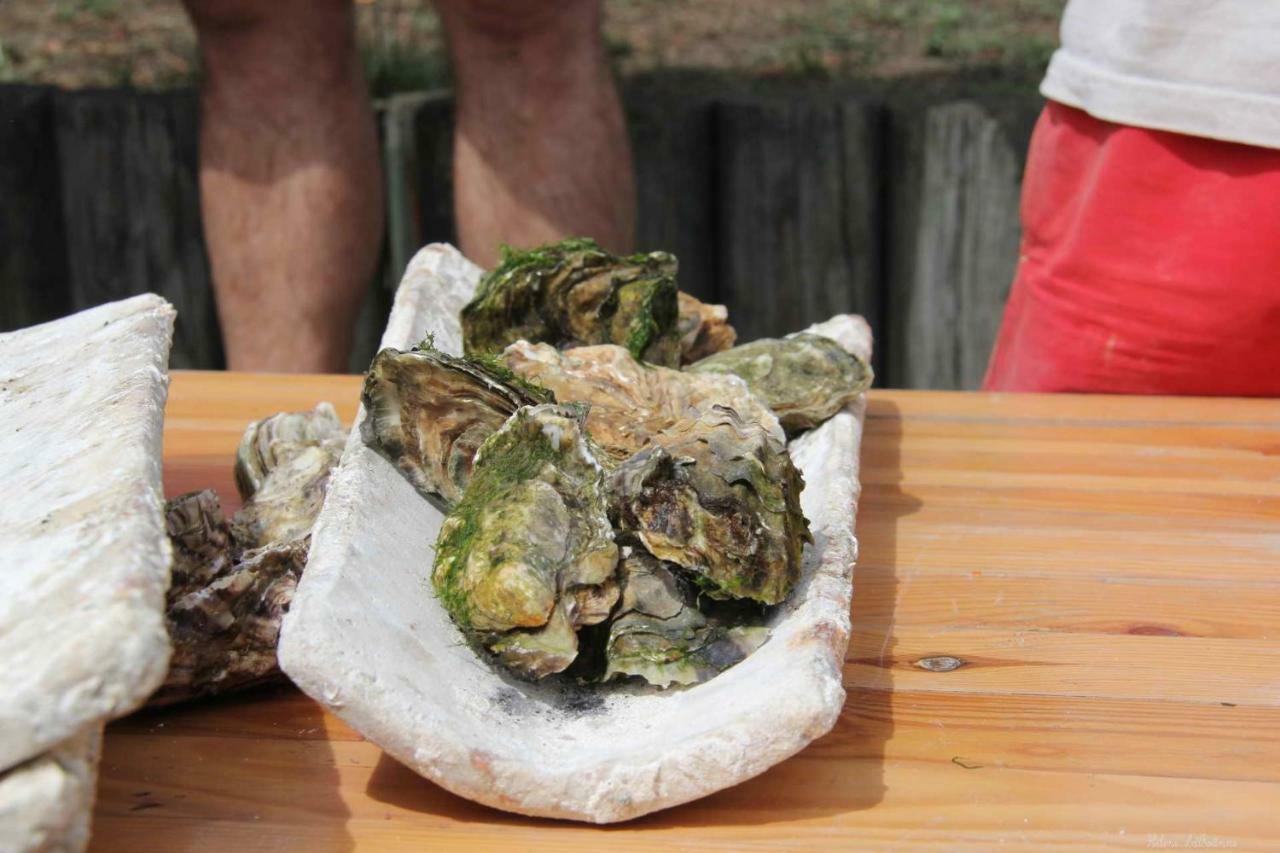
left=362, top=343, right=550, bottom=510
left=676, top=291, right=737, bottom=364
left=235, top=402, right=345, bottom=500
left=461, top=238, right=681, bottom=366
left=603, top=549, right=768, bottom=688
left=153, top=488, right=310, bottom=707
left=432, top=404, right=619, bottom=679
left=232, top=403, right=345, bottom=546
left=501, top=340, right=781, bottom=460
left=687, top=332, right=873, bottom=435
left=610, top=405, right=810, bottom=605
left=151, top=404, right=343, bottom=707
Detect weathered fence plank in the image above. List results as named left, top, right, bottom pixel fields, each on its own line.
left=0, top=86, right=72, bottom=334
left=53, top=89, right=222, bottom=369
left=626, top=81, right=718, bottom=302
left=885, top=97, right=1039, bottom=390
left=714, top=96, right=883, bottom=348
left=410, top=92, right=457, bottom=253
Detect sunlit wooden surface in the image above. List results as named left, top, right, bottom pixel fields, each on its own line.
left=91, top=371, right=1280, bottom=851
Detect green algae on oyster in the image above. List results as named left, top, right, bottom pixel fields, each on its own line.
left=687, top=332, right=873, bottom=435
left=500, top=340, right=781, bottom=461
left=460, top=238, right=682, bottom=366
left=432, top=404, right=619, bottom=679
left=362, top=342, right=552, bottom=510
left=603, top=548, right=768, bottom=688
left=610, top=405, right=811, bottom=605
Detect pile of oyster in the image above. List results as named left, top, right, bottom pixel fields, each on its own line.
left=363, top=238, right=871, bottom=688
left=154, top=405, right=344, bottom=706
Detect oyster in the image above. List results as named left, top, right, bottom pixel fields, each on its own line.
left=151, top=490, right=311, bottom=706
left=603, top=549, right=768, bottom=688
left=460, top=238, right=682, bottom=366
left=501, top=340, right=781, bottom=460
left=432, top=404, right=619, bottom=679
left=610, top=405, right=810, bottom=605
left=676, top=291, right=737, bottom=364
left=687, top=332, right=873, bottom=435
left=150, top=404, right=343, bottom=707
left=235, top=402, right=345, bottom=500
left=233, top=403, right=345, bottom=546
left=362, top=342, right=551, bottom=510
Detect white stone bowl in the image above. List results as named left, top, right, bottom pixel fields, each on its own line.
left=279, top=244, right=869, bottom=823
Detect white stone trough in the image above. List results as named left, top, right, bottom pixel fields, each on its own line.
left=280, top=244, right=869, bottom=823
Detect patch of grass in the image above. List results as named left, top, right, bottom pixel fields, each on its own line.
left=358, top=0, right=449, bottom=97
left=918, top=0, right=1060, bottom=70
left=765, top=0, right=1062, bottom=77
left=57, top=0, right=121, bottom=20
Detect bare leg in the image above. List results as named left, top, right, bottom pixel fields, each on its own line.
left=434, top=0, right=636, bottom=268
left=185, top=0, right=384, bottom=372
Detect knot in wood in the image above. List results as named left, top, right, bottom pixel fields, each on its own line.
left=914, top=655, right=966, bottom=672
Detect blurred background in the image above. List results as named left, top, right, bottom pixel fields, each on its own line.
left=0, top=0, right=1066, bottom=386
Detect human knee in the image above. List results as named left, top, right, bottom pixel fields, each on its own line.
left=434, top=0, right=600, bottom=44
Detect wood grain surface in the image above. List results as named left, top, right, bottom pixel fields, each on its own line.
left=91, top=371, right=1280, bottom=851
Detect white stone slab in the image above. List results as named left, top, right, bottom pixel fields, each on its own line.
left=0, top=727, right=101, bottom=853
left=280, top=244, right=868, bottom=823
left=0, top=295, right=175, bottom=771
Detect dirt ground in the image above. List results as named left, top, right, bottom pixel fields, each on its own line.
left=0, top=0, right=1065, bottom=91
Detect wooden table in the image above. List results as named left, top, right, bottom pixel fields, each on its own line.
left=90, top=372, right=1280, bottom=851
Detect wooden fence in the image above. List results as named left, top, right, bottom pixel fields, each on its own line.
left=0, top=77, right=1043, bottom=388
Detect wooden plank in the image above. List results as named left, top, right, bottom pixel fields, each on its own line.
left=846, top=626, right=1280, bottom=706
left=103, top=683, right=1280, bottom=783
left=53, top=89, right=223, bottom=370
left=90, top=729, right=1278, bottom=850
left=850, top=569, right=1280, bottom=639
left=625, top=78, right=718, bottom=301
left=0, top=85, right=71, bottom=333
left=869, top=417, right=1280, bottom=458
left=856, top=512, right=1280, bottom=584
left=869, top=388, right=1280, bottom=425
left=838, top=687, right=1280, bottom=784
left=885, top=97, right=1040, bottom=390
left=714, top=95, right=882, bottom=346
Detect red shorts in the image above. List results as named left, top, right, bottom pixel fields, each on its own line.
left=983, top=101, right=1280, bottom=395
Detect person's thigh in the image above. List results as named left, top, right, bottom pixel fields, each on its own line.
left=984, top=101, right=1280, bottom=395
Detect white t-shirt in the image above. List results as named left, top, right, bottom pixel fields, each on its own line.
left=1041, top=0, right=1280, bottom=149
